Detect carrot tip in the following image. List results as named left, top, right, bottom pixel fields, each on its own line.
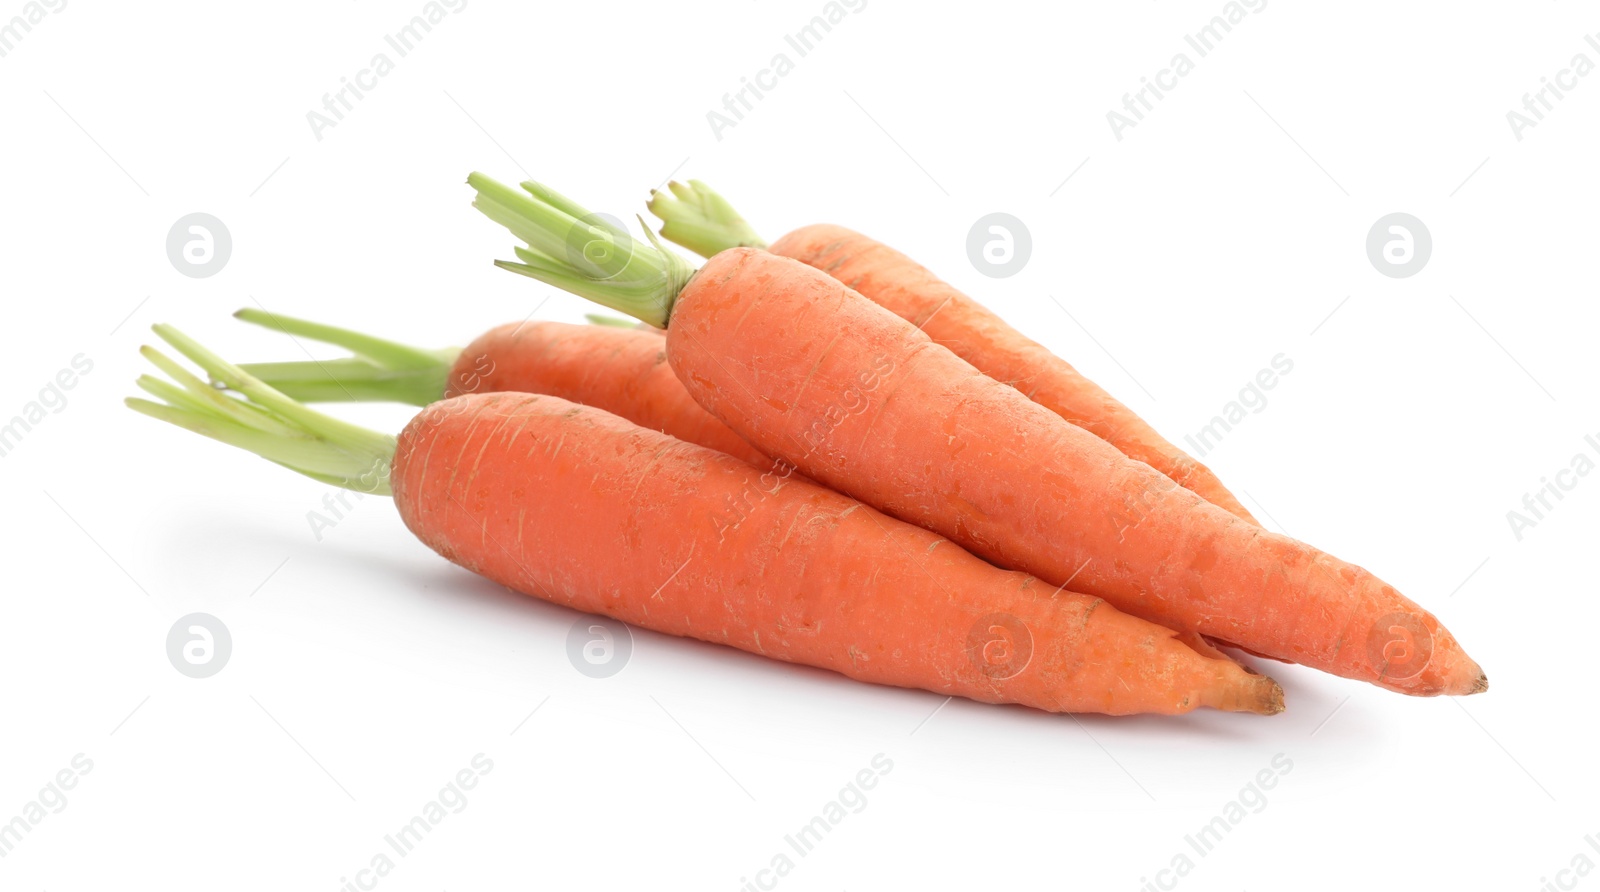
left=1469, top=672, right=1489, bottom=695
left=1204, top=673, right=1285, bottom=716
left=1254, top=677, right=1287, bottom=716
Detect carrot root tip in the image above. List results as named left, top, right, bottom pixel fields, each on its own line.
left=1215, top=675, right=1286, bottom=716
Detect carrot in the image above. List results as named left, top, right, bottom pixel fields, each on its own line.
left=472, top=172, right=1486, bottom=697
left=126, top=324, right=1283, bottom=716
left=238, top=311, right=1268, bottom=679
left=647, top=180, right=1260, bottom=525
left=231, top=309, right=771, bottom=468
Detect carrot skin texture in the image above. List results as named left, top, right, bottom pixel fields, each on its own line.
left=666, top=249, right=1483, bottom=696
left=444, top=320, right=772, bottom=468
left=444, top=324, right=1264, bottom=692
left=766, top=224, right=1260, bottom=525
left=390, top=392, right=1280, bottom=716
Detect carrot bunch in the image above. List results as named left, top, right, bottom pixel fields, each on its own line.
left=130, top=325, right=1280, bottom=716
left=127, top=170, right=1485, bottom=720
left=468, top=172, right=1485, bottom=699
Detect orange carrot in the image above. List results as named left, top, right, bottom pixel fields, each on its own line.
left=647, top=181, right=1259, bottom=524
left=473, top=173, right=1485, bottom=697
left=232, top=310, right=772, bottom=468
left=127, top=325, right=1283, bottom=716
left=450, top=320, right=772, bottom=466
left=238, top=311, right=1265, bottom=678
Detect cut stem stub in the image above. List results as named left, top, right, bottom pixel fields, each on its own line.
left=646, top=179, right=768, bottom=259
left=469, top=172, right=695, bottom=328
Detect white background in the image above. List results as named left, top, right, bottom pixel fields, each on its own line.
left=2, top=1, right=1596, bottom=889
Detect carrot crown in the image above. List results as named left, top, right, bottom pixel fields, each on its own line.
left=646, top=179, right=768, bottom=259
left=469, top=172, right=694, bottom=328
left=231, top=308, right=461, bottom=407
left=126, top=324, right=398, bottom=495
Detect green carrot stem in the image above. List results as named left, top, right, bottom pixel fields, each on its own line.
left=136, top=346, right=299, bottom=436
left=235, top=354, right=460, bottom=406
left=233, top=308, right=448, bottom=368
left=128, top=324, right=397, bottom=495
left=468, top=172, right=695, bottom=328
left=232, top=309, right=461, bottom=406
left=584, top=313, right=649, bottom=329
left=646, top=179, right=768, bottom=259
left=235, top=359, right=453, bottom=406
